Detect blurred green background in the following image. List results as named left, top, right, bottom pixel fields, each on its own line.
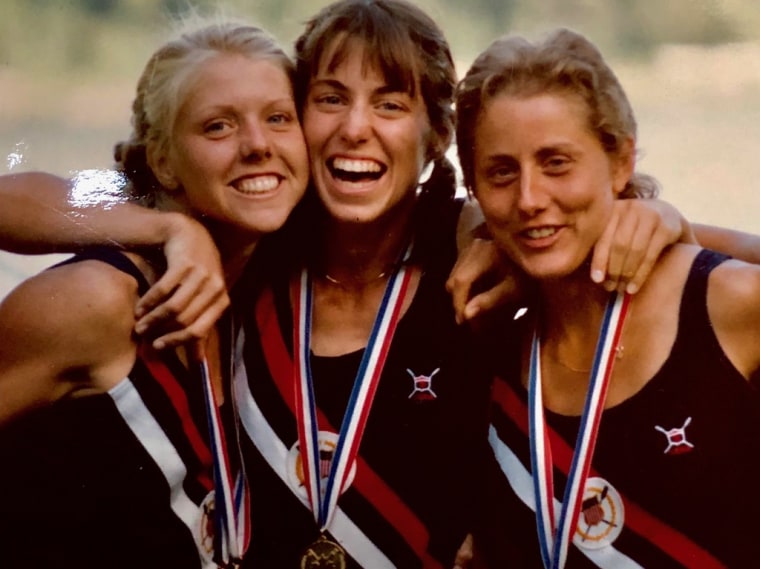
left=2, top=0, right=760, bottom=297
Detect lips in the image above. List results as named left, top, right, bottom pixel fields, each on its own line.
left=233, top=175, right=280, bottom=194
left=328, top=156, right=386, bottom=183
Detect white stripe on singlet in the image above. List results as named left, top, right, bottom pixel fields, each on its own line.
left=488, top=424, right=643, bottom=569
left=109, top=379, right=214, bottom=569
left=233, top=329, right=394, bottom=569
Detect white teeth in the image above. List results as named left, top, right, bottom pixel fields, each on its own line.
left=332, top=157, right=381, bottom=173
left=236, top=176, right=278, bottom=193
left=525, top=227, right=556, bottom=239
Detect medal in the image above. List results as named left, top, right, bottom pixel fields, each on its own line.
left=300, top=533, right=348, bottom=569
left=529, top=292, right=629, bottom=568
left=198, top=315, right=250, bottom=568
left=573, top=477, right=624, bottom=550
left=292, top=243, right=414, bottom=541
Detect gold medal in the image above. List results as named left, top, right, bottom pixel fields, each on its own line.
left=300, top=533, right=347, bottom=569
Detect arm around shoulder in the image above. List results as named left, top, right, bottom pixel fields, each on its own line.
left=0, top=171, right=198, bottom=253
left=693, top=223, right=760, bottom=265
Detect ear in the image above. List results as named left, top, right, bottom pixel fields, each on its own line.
left=147, top=142, right=179, bottom=190
left=612, top=137, right=636, bottom=196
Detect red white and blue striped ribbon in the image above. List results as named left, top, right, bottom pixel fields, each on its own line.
left=529, top=292, right=630, bottom=569
left=200, top=351, right=250, bottom=567
left=293, top=243, right=414, bottom=532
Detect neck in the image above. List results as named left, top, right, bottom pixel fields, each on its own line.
left=157, top=196, right=260, bottom=289
left=213, top=228, right=259, bottom=290
left=317, top=202, right=415, bottom=288
left=537, top=270, right=614, bottom=370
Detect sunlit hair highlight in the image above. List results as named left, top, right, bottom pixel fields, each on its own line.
left=114, top=19, right=293, bottom=205
left=456, top=28, right=659, bottom=199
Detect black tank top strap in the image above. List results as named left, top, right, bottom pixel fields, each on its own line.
left=53, top=248, right=151, bottom=296
left=673, top=248, right=730, bottom=354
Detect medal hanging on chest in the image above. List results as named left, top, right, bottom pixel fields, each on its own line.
left=292, top=244, right=414, bottom=565
left=199, top=316, right=250, bottom=568
left=528, top=292, right=630, bottom=569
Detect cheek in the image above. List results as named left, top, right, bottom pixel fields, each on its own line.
left=302, top=111, right=330, bottom=152
left=173, top=142, right=214, bottom=175
left=475, top=185, right=514, bottom=223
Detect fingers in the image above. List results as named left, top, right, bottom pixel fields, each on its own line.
left=624, top=222, right=677, bottom=294
left=134, top=269, right=229, bottom=349
left=590, top=206, right=622, bottom=289
left=462, top=277, right=519, bottom=322
left=132, top=213, right=228, bottom=349
left=447, top=239, right=500, bottom=324
left=147, top=296, right=229, bottom=350
left=447, top=270, right=475, bottom=325
left=453, top=533, right=474, bottom=569
left=591, top=199, right=683, bottom=294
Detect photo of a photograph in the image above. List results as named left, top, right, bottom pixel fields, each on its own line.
left=1, top=1, right=759, bottom=567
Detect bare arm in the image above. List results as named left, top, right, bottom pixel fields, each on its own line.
left=0, top=172, right=229, bottom=348
left=693, top=223, right=760, bottom=265
left=0, top=260, right=138, bottom=427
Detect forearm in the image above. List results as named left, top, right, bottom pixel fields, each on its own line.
left=0, top=171, right=183, bottom=254
left=693, top=223, right=760, bottom=265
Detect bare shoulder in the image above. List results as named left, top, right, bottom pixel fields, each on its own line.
left=704, top=255, right=760, bottom=378
left=707, top=256, right=760, bottom=319
left=0, top=257, right=142, bottom=413
left=1, top=257, right=140, bottom=337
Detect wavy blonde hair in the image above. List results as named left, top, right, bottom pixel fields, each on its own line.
left=114, top=20, right=293, bottom=205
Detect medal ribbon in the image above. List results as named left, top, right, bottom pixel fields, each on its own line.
left=529, top=292, right=630, bottom=569
left=293, top=244, right=414, bottom=532
left=199, top=321, right=251, bottom=567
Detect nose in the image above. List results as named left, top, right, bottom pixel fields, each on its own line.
left=516, top=168, right=547, bottom=216
left=340, top=102, right=372, bottom=144
left=239, top=121, right=271, bottom=161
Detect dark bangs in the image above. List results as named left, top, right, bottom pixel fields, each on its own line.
left=295, top=1, right=423, bottom=109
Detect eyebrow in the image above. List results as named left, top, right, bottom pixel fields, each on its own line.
left=309, top=77, right=410, bottom=97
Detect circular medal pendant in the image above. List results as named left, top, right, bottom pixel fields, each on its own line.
left=286, top=431, right=357, bottom=499
left=573, top=477, right=625, bottom=550
left=300, top=533, right=347, bottom=569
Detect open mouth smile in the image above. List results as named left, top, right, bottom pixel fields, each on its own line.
left=328, top=157, right=387, bottom=183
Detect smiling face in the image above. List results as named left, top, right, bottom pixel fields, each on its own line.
left=154, top=53, right=309, bottom=240
left=302, top=41, right=436, bottom=226
left=473, top=92, right=632, bottom=280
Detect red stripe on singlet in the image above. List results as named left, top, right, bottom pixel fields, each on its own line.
left=255, top=287, right=442, bottom=569
left=492, top=377, right=727, bottom=569
left=138, top=345, right=214, bottom=491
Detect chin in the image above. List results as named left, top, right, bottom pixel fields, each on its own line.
left=515, top=257, right=581, bottom=282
